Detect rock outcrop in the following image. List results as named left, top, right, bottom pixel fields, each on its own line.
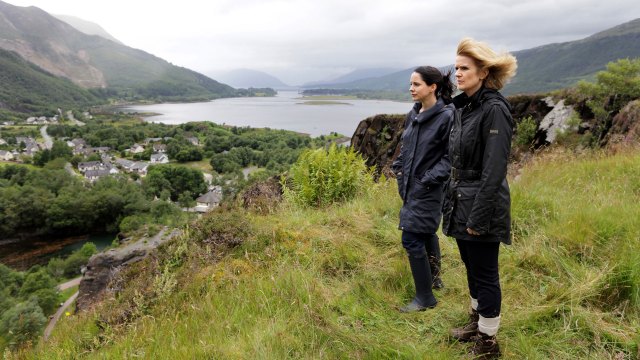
left=537, top=98, right=575, bottom=144
left=350, top=114, right=405, bottom=180
left=76, top=228, right=180, bottom=312
left=606, top=100, right=640, bottom=148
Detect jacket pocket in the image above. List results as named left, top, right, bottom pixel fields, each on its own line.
left=452, top=186, right=477, bottom=225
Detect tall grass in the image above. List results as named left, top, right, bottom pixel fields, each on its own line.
left=11, top=150, right=640, bottom=359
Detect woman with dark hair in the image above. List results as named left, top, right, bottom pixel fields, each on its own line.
left=391, top=66, right=455, bottom=312
left=442, top=38, right=517, bottom=358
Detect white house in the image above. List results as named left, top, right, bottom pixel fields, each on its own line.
left=78, top=161, right=103, bottom=173
left=0, top=138, right=7, bottom=145
left=132, top=162, right=149, bottom=176
left=150, top=153, right=169, bottom=164
left=153, top=144, right=167, bottom=153
left=186, top=137, right=199, bottom=146
left=85, top=169, right=111, bottom=182
left=194, top=190, right=222, bottom=212
left=129, top=144, right=145, bottom=154
left=0, top=150, right=14, bottom=161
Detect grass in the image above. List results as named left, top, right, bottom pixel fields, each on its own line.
left=11, top=149, right=640, bottom=359
left=58, top=286, right=79, bottom=304
left=178, top=158, right=213, bottom=173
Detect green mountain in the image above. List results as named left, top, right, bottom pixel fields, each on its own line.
left=504, top=18, right=640, bottom=94
left=309, top=18, right=640, bottom=96
left=0, top=1, right=236, bottom=102
left=0, top=47, right=99, bottom=118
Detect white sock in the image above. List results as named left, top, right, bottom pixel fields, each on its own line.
left=478, top=315, right=500, bottom=336
left=471, top=297, right=478, bottom=311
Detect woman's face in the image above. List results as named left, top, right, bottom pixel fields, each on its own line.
left=455, top=55, right=488, bottom=96
left=409, top=72, right=436, bottom=103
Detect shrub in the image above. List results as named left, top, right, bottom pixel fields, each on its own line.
left=282, top=144, right=374, bottom=207
left=515, top=115, right=538, bottom=148
left=0, top=299, right=47, bottom=348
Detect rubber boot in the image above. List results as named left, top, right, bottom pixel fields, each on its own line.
left=425, top=234, right=444, bottom=289
left=450, top=309, right=478, bottom=341
left=428, top=255, right=444, bottom=289
left=470, top=331, right=501, bottom=359
left=399, top=254, right=437, bottom=312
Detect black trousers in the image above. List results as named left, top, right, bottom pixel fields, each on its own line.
left=456, top=239, right=501, bottom=318
left=402, top=231, right=440, bottom=259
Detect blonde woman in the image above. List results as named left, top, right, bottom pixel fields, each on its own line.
left=442, top=38, right=517, bottom=358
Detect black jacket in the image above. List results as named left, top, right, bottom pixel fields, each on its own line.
left=392, top=98, right=454, bottom=234
left=442, top=87, right=513, bottom=244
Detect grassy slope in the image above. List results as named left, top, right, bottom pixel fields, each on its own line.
left=16, top=150, right=640, bottom=359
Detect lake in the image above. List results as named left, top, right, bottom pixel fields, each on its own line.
left=122, top=91, right=411, bottom=137
left=0, top=233, right=116, bottom=271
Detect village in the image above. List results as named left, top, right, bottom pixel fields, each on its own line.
left=0, top=121, right=223, bottom=213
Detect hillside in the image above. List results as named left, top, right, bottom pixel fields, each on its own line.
left=305, top=18, right=640, bottom=96
left=0, top=47, right=99, bottom=118
left=214, top=69, right=293, bottom=90
left=16, top=150, right=639, bottom=359
left=505, top=18, right=640, bottom=95
left=301, top=67, right=402, bottom=88
left=0, top=1, right=236, bottom=101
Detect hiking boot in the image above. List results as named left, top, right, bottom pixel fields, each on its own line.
left=470, top=331, right=501, bottom=359
left=450, top=309, right=479, bottom=341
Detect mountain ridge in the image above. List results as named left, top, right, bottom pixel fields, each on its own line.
left=0, top=0, right=237, bottom=102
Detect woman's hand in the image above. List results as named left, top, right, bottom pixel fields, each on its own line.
left=466, top=227, right=480, bottom=236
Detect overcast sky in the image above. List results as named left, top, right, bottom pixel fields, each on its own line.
left=5, top=0, right=639, bottom=85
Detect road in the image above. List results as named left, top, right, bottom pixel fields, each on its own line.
left=40, top=125, right=53, bottom=150
left=43, top=277, right=82, bottom=341
left=67, top=110, right=85, bottom=126
left=58, top=277, right=81, bottom=291
left=44, top=290, right=79, bottom=341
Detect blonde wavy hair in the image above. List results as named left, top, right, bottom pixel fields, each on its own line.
left=456, top=38, right=517, bottom=90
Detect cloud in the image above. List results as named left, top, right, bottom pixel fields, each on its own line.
left=5, top=0, right=638, bottom=84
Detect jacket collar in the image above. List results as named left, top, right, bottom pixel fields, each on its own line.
left=412, top=98, right=446, bottom=124
left=452, top=86, right=510, bottom=111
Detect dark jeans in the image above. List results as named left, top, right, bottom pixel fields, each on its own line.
left=402, top=231, right=440, bottom=259
left=456, top=239, right=501, bottom=318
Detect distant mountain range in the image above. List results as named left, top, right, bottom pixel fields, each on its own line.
left=213, top=69, right=294, bottom=90
left=302, top=18, right=640, bottom=96
left=301, top=68, right=402, bottom=88
left=0, top=0, right=238, bottom=115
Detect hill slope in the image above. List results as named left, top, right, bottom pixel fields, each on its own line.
left=306, top=18, right=640, bottom=96
left=214, top=69, right=292, bottom=89
left=0, top=1, right=236, bottom=101
left=21, top=150, right=640, bottom=359
left=505, top=18, right=640, bottom=94
left=0, top=47, right=98, bottom=118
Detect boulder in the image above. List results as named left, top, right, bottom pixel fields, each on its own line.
left=537, top=98, right=575, bottom=144
left=605, top=99, right=640, bottom=148
left=350, top=113, right=405, bottom=180
left=76, top=227, right=180, bottom=312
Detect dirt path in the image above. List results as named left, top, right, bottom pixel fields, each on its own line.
left=43, top=291, right=78, bottom=341
left=58, top=277, right=81, bottom=291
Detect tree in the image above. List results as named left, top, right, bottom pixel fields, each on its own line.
left=50, top=140, right=72, bottom=160
left=0, top=298, right=47, bottom=348
left=19, top=268, right=56, bottom=299
left=577, top=58, right=640, bottom=143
